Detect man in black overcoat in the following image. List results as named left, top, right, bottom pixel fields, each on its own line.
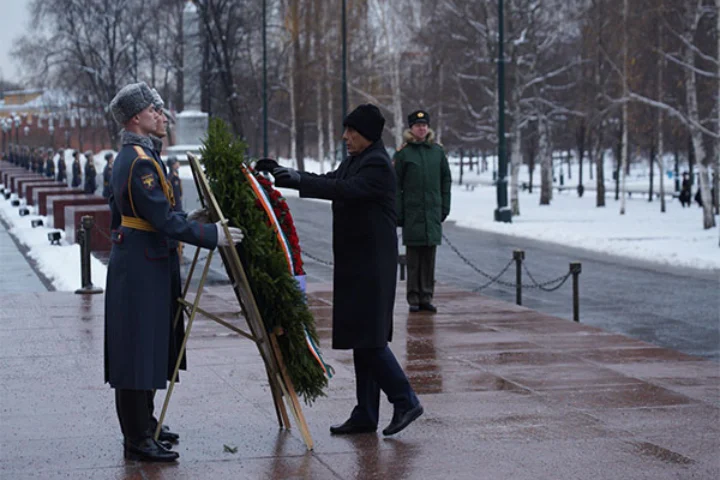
left=273, top=104, right=424, bottom=437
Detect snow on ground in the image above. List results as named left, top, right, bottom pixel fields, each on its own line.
left=242, top=156, right=719, bottom=271
left=0, top=193, right=107, bottom=292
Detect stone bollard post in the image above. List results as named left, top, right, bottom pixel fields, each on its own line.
left=513, top=250, right=525, bottom=305
left=75, top=215, right=103, bottom=294
left=570, top=262, right=582, bottom=322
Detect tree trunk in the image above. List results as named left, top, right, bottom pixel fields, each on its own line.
left=716, top=0, right=720, bottom=239
left=539, top=117, right=552, bottom=205
left=576, top=121, right=585, bottom=197
left=326, top=41, right=336, bottom=170
left=390, top=53, right=403, bottom=148
left=289, top=40, right=298, bottom=169
left=315, top=0, right=325, bottom=173
left=595, top=131, right=606, bottom=207
left=436, top=63, right=444, bottom=145
left=683, top=24, right=715, bottom=229
left=316, top=82, right=325, bottom=173
left=510, top=122, right=521, bottom=215
left=657, top=6, right=666, bottom=213
left=620, top=0, right=628, bottom=215
left=648, top=144, right=654, bottom=202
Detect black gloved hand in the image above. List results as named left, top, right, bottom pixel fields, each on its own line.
left=255, top=158, right=279, bottom=173
left=273, top=167, right=301, bottom=189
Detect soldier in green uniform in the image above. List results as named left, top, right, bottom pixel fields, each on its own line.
left=393, top=110, right=452, bottom=313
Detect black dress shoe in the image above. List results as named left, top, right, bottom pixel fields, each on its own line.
left=158, top=425, right=180, bottom=443
left=409, top=305, right=420, bottom=313
left=330, top=419, right=377, bottom=435
left=419, top=303, right=437, bottom=313
left=382, top=404, right=424, bottom=436
left=124, top=437, right=179, bottom=462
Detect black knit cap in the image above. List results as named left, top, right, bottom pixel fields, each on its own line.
left=343, top=104, right=384, bottom=142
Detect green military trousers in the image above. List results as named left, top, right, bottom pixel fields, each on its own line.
left=406, top=246, right=437, bottom=306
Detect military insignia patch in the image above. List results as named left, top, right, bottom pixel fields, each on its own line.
left=417, top=112, right=424, bottom=118
left=141, top=173, right=156, bottom=190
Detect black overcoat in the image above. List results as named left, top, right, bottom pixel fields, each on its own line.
left=299, top=140, right=398, bottom=349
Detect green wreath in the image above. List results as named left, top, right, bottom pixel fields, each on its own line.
left=200, top=119, right=327, bottom=404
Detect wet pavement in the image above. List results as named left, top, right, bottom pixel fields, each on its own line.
left=0, top=281, right=718, bottom=479
left=0, top=218, right=50, bottom=293
left=180, top=180, right=720, bottom=361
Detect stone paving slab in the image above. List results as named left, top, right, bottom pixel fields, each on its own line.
left=0, top=221, right=48, bottom=293
left=0, top=283, right=718, bottom=479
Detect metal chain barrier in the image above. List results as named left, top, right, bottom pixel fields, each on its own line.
left=441, top=232, right=582, bottom=321
left=442, top=232, right=574, bottom=291
left=522, top=263, right=572, bottom=292
left=302, top=250, right=334, bottom=267
left=441, top=233, right=518, bottom=288
left=471, top=258, right=515, bottom=291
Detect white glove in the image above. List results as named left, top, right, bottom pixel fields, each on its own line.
left=216, top=222, right=244, bottom=247
left=187, top=207, right=210, bottom=223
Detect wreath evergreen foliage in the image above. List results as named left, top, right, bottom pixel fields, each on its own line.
left=200, top=119, right=327, bottom=403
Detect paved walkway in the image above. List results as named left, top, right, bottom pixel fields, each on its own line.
left=0, top=280, right=717, bottom=479
left=0, top=220, right=49, bottom=293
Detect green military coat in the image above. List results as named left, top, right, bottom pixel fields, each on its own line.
left=393, top=129, right=452, bottom=246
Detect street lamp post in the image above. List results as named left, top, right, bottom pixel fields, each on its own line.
left=494, top=0, right=511, bottom=223
left=262, top=0, right=268, bottom=158
left=14, top=116, right=20, bottom=146
left=341, top=0, right=348, bottom=162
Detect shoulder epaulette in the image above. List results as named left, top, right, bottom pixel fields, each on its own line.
left=132, top=145, right=152, bottom=160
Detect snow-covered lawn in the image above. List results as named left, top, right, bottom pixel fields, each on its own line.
left=0, top=193, right=107, bottom=291
left=268, top=157, right=720, bottom=271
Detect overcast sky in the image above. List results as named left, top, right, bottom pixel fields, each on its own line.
left=0, top=1, right=31, bottom=82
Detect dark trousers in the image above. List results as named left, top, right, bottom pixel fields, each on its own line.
left=115, top=389, right=154, bottom=442
left=406, top=246, right=437, bottom=306
left=350, top=346, right=419, bottom=426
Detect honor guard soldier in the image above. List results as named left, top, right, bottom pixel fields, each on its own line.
left=102, top=152, right=114, bottom=198
left=83, top=150, right=97, bottom=194
left=36, top=148, right=45, bottom=175
left=30, top=148, right=38, bottom=173
left=45, top=148, right=55, bottom=178
left=104, top=81, right=243, bottom=463
left=23, top=146, right=30, bottom=170
left=71, top=150, right=82, bottom=187
left=166, top=156, right=183, bottom=212
left=56, top=149, right=67, bottom=184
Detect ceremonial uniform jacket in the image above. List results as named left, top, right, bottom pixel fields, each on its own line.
left=71, top=160, right=82, bottom=187
left=45, top=158, right=55, bottom=178
left=56, top=157, right=67, bottom=183
left=84, top=158, right=97, bottom=194
left=104, top=133, right=218, bottom=390
left=102, top=164, right=112, bottom=198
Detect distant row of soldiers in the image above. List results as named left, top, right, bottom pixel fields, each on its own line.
left=4, top=143, right=114, bottom=197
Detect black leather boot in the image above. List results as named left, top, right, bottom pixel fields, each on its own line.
left=124, top=437, right=179, bottom=462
